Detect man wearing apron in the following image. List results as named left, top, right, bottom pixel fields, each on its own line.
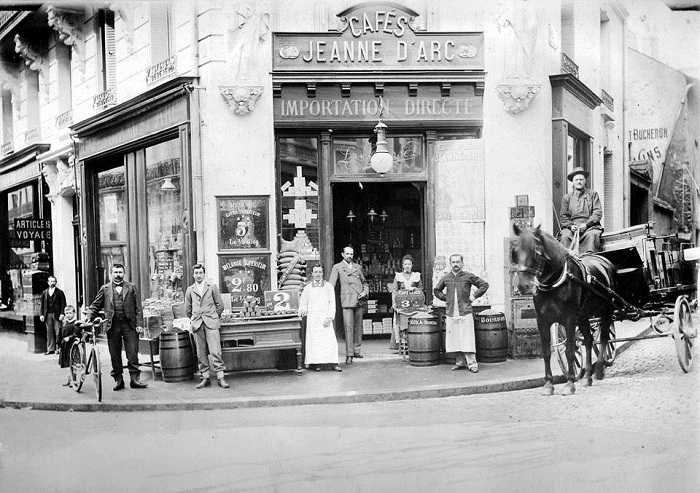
left=433, top=254, right=489, bottom=372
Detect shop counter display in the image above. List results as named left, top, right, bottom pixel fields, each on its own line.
left=219, top=312, right=303, bottom=372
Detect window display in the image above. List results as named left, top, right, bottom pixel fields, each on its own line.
left=96, top=166, right=128, bottom=285
left=145, top=139, right=184, bottom=303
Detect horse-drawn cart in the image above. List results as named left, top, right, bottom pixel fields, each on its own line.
left=551, top=223, right=697, bottom=375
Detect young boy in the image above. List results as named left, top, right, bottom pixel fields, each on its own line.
left=58, top=305, right=81, bottom=384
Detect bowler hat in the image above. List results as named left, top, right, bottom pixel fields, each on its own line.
left=567, top=167, right=589, bottom=181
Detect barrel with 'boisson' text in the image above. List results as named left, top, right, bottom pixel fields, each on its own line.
left=474, top=311, right=508, bottom=363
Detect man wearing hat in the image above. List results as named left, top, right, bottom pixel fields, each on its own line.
left=559, top=167, right=603, bottom=253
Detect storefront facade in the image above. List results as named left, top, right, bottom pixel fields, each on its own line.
left=71, top=77, right=198, bottom=309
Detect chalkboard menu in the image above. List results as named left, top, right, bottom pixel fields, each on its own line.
left=218, top=254, right=271, bottom=308
left=217, top=196, right=269, bottom=250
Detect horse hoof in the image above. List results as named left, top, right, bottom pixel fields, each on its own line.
left=585, top=378, right=593, bottom=387
left=542, top=383, right=555, bottom=395
left=594, top=364, right=606, bottom=380
left=561, top=383, right=576, bottom=396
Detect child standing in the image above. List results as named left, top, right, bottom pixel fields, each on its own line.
left=58, top=306, right=81, bottom=376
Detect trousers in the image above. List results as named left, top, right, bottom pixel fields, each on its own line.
left=107, top=319, right=140, bottom=380
left=192, top=323, right=225, bottom=379
left=560, top=227, right=602, bottom=253
left=342, top=307, right=363, bottom=356
left=45, top=313, right=61, bottom=352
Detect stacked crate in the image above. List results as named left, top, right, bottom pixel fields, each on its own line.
left=505, top=195, right=541, bottom=358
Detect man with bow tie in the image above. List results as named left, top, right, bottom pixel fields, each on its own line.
left=87, top=264, right=148, bottom=391
left=329, top=246, right=369, bottom=364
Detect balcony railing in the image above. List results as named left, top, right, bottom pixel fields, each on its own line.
left=601, top=89, right=614, bottom=112
left=55, top=109, right=72, bottom=128
left=146, top=56, right=176, bottom=85
left=561, top=52, right=579, bottom=79
left=1, top=141, right=13, bottom=156
left=92, top=88, right=116, bottom=110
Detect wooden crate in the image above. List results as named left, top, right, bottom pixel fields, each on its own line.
left=511, top=297, right=538, bottom=329
left=508, top=327, right=542, bottom=358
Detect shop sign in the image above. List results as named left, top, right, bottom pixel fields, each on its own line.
left=274, top=84, right=482, bottom=124
left=263, top=289, right=300, bottom=313
left=273, top=4, right=483, bottom=72
left=13, top=218, right=52, bottom=241
left=217, top=196, right=269, bottom=250
left=218, top=254, right=271, bottom=308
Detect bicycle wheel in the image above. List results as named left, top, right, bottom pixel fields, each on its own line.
left=69, top=343, right=86, bottom=392
left=89, top=348, right=103, bottom=402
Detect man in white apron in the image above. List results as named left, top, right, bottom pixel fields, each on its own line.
left=433, top=254, right=489, bottom=372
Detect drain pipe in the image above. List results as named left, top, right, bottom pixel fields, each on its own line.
left=189, top=2, right=205, bottom=264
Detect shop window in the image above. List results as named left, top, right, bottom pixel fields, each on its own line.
left=333, top=135, right=423, bottom=177
left=2, top=184, right=36, bottom=311
left=145, top=139, right=184, bottom=302
left=150, top=2, right=173, bottom=64
left=277, top=137, right=320, bottom=256
left=96, top=165, right=128, bottom=285
left=97, top=9, right=116, bottom=93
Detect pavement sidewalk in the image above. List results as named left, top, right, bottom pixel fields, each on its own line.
left=0, top=318, right=653, bottom=412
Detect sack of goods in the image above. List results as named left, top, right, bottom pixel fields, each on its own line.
left=277, top=251, right=307, bottom=290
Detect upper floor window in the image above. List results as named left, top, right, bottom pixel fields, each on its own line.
left=1, top=88, right=13, bottom=148
left=97, top=9, right=116, bottom=93
left=149, top=2, right=173, bottom=64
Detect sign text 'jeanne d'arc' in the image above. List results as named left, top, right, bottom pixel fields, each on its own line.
left=273, top=4, right=484, bottom=72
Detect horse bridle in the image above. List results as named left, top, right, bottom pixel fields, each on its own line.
left=518, top=235, right=570, bottom=292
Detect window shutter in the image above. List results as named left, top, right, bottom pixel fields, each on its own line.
left=105, top=10, right=116, bottom=91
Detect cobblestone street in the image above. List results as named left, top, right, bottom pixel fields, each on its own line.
left=1, top=335, right=697, bottom=493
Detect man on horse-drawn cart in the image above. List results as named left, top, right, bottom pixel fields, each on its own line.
left=559, top=167, right=603, bottom=253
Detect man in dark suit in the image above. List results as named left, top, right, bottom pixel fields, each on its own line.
left=86, top=264, right=147, bottom=391
left=40, top=275, right=67, bottom=355
left=328, top=246, right=369, bottom=364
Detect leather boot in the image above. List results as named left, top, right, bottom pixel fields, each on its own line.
left=130, top=378, right=148, bottom=389
left=217, top=378, right=229, bottom=389
left=113, top=377, right=125, bottom=391
left=195, top=378, right=211, bottom=389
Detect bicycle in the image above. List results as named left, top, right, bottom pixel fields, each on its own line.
left=68, top=318, right=104, bottom=402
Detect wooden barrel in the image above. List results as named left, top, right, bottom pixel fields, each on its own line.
left=407, top=313, right=440, bottom=366
left=474, top=311, right=508, bottom=363
left=159, top=331, right=195, bottom=382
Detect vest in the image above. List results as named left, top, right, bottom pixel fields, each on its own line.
left=113, top=286, right=127, bottom=320
left=46, top=290, right=61, bottom=314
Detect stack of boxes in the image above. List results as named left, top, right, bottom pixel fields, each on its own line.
left=505, top=195, right=541, bottom=358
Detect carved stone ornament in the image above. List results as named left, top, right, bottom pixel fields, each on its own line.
left=496, top=82, right=541, bottom=115
left=14, top=34, right=44, bottom=71
left=47, top=5, right=81, bottom=47
left=41, top=154, right=76, bottom=202
left=219, top=86, right=263, bottom=115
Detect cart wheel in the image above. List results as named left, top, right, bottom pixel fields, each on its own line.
left=672, top=297, right=694, bottom=373
left=590, top=319, right=617, bottom=366
left=551, top=323, right=582, bottom=377
left=69, top=343, right=86, bottom=392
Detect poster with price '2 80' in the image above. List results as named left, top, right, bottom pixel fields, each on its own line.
left=218, top=254, right=271, bottom=308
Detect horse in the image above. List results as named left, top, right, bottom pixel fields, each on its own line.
left=511, top=224, right=617, bottom=395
